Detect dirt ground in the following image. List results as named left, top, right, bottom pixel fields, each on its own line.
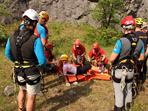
left=35, top=74, right=148, bottom=111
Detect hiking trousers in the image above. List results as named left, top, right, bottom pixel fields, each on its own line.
left=112, top=69, right=134, bottom=108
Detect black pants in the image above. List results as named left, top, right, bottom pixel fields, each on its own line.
left=141, top=56, right=147, bottom=83
left=77, top=61, right=91, bottom=74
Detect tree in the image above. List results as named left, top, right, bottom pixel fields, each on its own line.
left=92, top=0, right=124, bottom=28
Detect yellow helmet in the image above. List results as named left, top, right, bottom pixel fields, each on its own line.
left=141, top=22, right=148, bottom=29
left=60, top=54, right=68, bottom=61
left=39, top=11, right=49, bottom=21
left=135, top=17, right=143, bottom=25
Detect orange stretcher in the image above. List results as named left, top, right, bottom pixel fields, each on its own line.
left=65, top=66, right=111, bottom=83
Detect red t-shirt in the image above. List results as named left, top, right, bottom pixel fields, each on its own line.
left=72, top=44, right=85, bottom=57
left=88, top=48, right=108, bottom=64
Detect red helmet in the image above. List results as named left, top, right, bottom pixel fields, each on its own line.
left=93, top=42, right=99, bottom=49
left=121, top=16, right=136, bottom=29
left=74, top=39, right=81, bottom=47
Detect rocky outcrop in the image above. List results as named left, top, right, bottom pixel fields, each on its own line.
left=126, top=0, right=148, bottom=19
left=1, top=0, right=148, bottom=26
left=28, top=0, right=98, bottom=27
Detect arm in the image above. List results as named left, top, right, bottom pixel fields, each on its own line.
left=38, top=25, right=47, bottom=46
left=109, top=52, right=119, bottom=64
left=72, top=47, right=76, bottom=60
left=99, top=48, right=106, bottom=61
left=5, top=38, right=14, bottom=62
left=81, top=45, right=86, bottom=57
left=63, top=65, right=68, bottom=75
left=34, top=38, right=46, bottom=66
left=139, top=43, right=145, bottom=61
left=109, top=40, right=122, bottom=64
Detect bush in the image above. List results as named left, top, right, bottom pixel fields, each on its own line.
left=85, top=27, right=121, bottom=47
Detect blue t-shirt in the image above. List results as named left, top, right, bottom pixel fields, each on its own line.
left=112, top=39, right=145, bottom=54
left=19, top=23, right=47, bottom=39
left=36, top=23, right=46, bottom=39
left=5, top=38, right=46, bottom=66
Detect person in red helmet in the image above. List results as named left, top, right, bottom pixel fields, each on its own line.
left=88, top=42, right=109, bottom=73
left=110, top=15, right=144, bottom=111
left=72, top=39, right=86, bottom=65
left=88, top=42, right=108, bottom=65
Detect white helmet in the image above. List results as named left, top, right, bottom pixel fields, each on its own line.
left=22, top=9, right=39, bottom=21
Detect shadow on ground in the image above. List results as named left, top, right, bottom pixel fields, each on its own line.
left=37, top=77, right=94, bottom=111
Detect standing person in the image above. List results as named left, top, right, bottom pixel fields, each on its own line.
left=34, top=11, right=57, bottom=73
left=110, top=16, right=144, bottom=111
left=5, top=9, right=46, bottom=111
left=72, top=39, right=86, bottom=65
left=34, top=11, right=49, bottom=46
left=142, top=22, right=148, bottom=55
left=135, top=18, right=148, bottom=86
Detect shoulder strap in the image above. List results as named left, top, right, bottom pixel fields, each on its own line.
left=119, top=33, right=139, bottom=61
left=126, top=33, right=139, bottom=58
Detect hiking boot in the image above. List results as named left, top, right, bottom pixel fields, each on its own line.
left=73, top=81, right=78, bottom=85
left=65, top=82, right=71, bottom=87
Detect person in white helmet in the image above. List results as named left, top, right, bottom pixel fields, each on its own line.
left=5, top=9, right=46, bottom=111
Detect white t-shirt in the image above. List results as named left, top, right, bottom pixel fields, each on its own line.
left=63, top=63, right=77, bottom=75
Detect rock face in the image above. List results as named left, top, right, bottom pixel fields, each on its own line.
left=28, top=0, right=98, bottom=27
left=126, top=0, right=148, bottom=19
left=1, top=0, right=148, bottom=26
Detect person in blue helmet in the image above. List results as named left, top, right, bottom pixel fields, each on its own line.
left=5, top=9, right=46, bottom=111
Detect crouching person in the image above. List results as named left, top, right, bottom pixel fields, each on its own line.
left=59, top=54, right=91, bottom=86
left=5, top=9, right=46, bottom=111
left=110, top=16, right=144, bottom=111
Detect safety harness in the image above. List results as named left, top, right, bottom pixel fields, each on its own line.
left=11, top=29, right=41, bottom=86
left=112, top=33, right=139, bottom=83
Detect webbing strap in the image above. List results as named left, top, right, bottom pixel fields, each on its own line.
left=14, top=61, right=35, bottom=68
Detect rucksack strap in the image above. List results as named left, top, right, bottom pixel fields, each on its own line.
left=120, top=33, right=139, bottom=60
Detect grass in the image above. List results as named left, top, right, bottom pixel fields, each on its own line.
left=0, top=22, right=148, bottom=111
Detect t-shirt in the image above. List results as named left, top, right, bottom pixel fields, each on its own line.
left=34, top=23, right=47, bottom=39
left=72, top=44, right=85, bottom=57
left=135, top=31, right=148, bottom=51
left=63, top=63, right=77, bottom=75
left=112, top=39, right=145, bottom=54
left=88, top=48, right=105, bottom=59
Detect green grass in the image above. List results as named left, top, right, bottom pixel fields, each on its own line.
left=0, top=48, right=18, bottom=111
left=0, top=22, right=148, bottom=111
left=47, top=21, right=118, bottom=57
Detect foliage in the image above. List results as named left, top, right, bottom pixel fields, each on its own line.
left=0, top=23, right=19, bottom=47
left=0, top=4, right=11, bottom=17
left=0, top=2, right=12, bottom=47
left=92, top=0, right=125, bottom=28
left=46, top=21, right=121, bottom=56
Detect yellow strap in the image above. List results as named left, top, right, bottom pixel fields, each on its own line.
left=15, top=61, right=30, bottom=64
left=14, top=65, right=34, bottom=68
left=120, top=59, right=134, bottom=64
left=14, top=61, right=34, bottom=68
left=120, top=59, right=127, bottom=63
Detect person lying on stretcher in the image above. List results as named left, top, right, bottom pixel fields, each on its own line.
left=88, top=42, right=109, bottom=73
left=59, top=54, right=91, bottom=86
